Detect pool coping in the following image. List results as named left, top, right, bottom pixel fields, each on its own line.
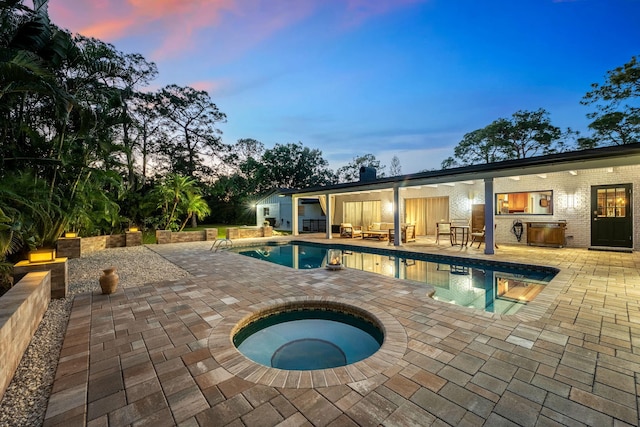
left=208, top=296, right=408, bottom=388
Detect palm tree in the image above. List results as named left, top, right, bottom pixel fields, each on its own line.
left=178, top=193, right=211, bottom=231
left=154, top=174, right=199, bottom=230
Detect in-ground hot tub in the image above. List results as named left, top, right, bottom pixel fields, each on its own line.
left=233, top=301, right=384, bottom=370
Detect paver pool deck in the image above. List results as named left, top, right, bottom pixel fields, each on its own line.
left=43, top=236, right=640, bottom=426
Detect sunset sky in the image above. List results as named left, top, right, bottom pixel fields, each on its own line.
left=49, top=0, right=640, bottom=173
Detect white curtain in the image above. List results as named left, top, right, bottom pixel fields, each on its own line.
left=405, top=197, right=449, bottom=235
left=362, top=200, right=380, bottom=226
left=343, top=200, right=380, bottom=226
left=343, top=201, right=362, bottom=225
left=318, top=195, right=336, bottom=223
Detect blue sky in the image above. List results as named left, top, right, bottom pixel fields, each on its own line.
left=49, top=0, right=640, bottom=173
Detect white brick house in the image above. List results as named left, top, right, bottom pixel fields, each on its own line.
left=286, top=144, right=640, bottom=254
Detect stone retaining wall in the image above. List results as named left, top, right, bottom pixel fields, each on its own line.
left=13, top=258, right=68, bottom=299
left=155, top=229, right=218, bottom=244
left=0, top=271, right=50, bottom=401
left=226, top=226, right=273, bottom=239
left=57, top=232, right=143, bottom=258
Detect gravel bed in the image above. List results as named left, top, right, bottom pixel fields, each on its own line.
left=0, top=245, right=191, bottom=427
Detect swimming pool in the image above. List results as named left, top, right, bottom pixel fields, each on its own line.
left=228, top=241, right=557, bottom=315
left=233, top=304, right=383, bottom=370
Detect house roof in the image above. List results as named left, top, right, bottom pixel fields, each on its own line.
left=284, top=142, right=640, bottom=197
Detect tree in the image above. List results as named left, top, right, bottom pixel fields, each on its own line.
left=109, top=50, right=158, bottom=188
left=336, top=154, right=386, bottom=182
left=222, top=138, right=265, bottom=177
left=494, top=109, right=565, bottom=159
left=155, top=84, right=227, bottom=178
left=443, top=127, right=507, bottom=168
left=152, top=174, right=202, bottom=230
left=582, top=55, right=640, bottom=146
left=255, top=142, right=336, bottom=191
left=179, top=192, right=211, bottom=230
left=129, top=92, right=167, bottom=186
left=389, top=155, right=402, bottom=176
left=442, top=109, right=566, bottom=168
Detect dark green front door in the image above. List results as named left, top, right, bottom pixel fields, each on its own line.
left=591, top=184, right=633, bottom=248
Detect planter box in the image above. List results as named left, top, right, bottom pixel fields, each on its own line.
left=57, top=237, right=81, bottom=258
left=125, top=231, right=142, bottom=246
left=13, top=258, right=68, bottom=299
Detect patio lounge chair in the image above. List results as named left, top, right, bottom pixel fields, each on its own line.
left=340, top=223, right=362, bottom=238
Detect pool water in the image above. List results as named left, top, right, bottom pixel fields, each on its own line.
left=234, top=309, right=383, bottom=370
left=229, top=242, right=557, bottom=315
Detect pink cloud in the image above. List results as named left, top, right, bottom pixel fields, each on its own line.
left=190, top=79, right=229, bottom=95
left=49, top=0, right=428, bottom=60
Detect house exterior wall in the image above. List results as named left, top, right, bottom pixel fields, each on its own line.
left=326, top=165, right=640, bottom=249
left=256, top=194, right=293, bottom=229
left=297, top=202, right=325, bottom=232
left=493, top=165, right=640, bottom=249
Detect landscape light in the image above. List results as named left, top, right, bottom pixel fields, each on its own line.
left=28, top=249, right=56, bottom=263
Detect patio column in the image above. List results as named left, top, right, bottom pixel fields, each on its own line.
left=393, top=184, right=401, bottom=246
left=325, top=193, right=332, bottom=239
left=292, top=196, right=299, bottom=236
left=484, top=178, right=495, bottom=255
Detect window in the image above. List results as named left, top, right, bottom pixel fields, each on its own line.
left=496, top=191, right=553, bottom=215
left=596, top=187, right=627, bottom=217
left=263, top=207, right=270, bottom=216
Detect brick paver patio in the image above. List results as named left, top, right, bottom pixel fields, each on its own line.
left=43, top=236, right=640, bottom=426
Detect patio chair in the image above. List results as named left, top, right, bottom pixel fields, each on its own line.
left=471, top=224, right=499, bottom=248
left=435, top=222, right=450, bottom=244
left=470, top=226, right=485, bottom=248
left=340, top=223, right=362, bottom=238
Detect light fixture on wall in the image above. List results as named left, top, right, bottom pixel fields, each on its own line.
left=384, top=202, right=394, bottom=214
left=566, top=193, right=576, bottom=209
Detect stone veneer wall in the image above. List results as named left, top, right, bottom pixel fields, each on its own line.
left=13, top=258, right=68, bottom=299
left=155, top=229, right=218, bottom=244
left=56, top=238, right=81, bottom=258
left=226, top=226, right=273, bottom=239
left=66, top=232, right=141, bottom=256
left=0, top=271, right=51, bottom=401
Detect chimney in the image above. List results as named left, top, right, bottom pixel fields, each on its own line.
left=359, top=166, right=377, bottom=182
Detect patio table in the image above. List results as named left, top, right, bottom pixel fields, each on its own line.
left=450, top=225, right=470, bottom=246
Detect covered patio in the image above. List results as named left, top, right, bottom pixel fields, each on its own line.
left=290, top=143, right=640, bottom=254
